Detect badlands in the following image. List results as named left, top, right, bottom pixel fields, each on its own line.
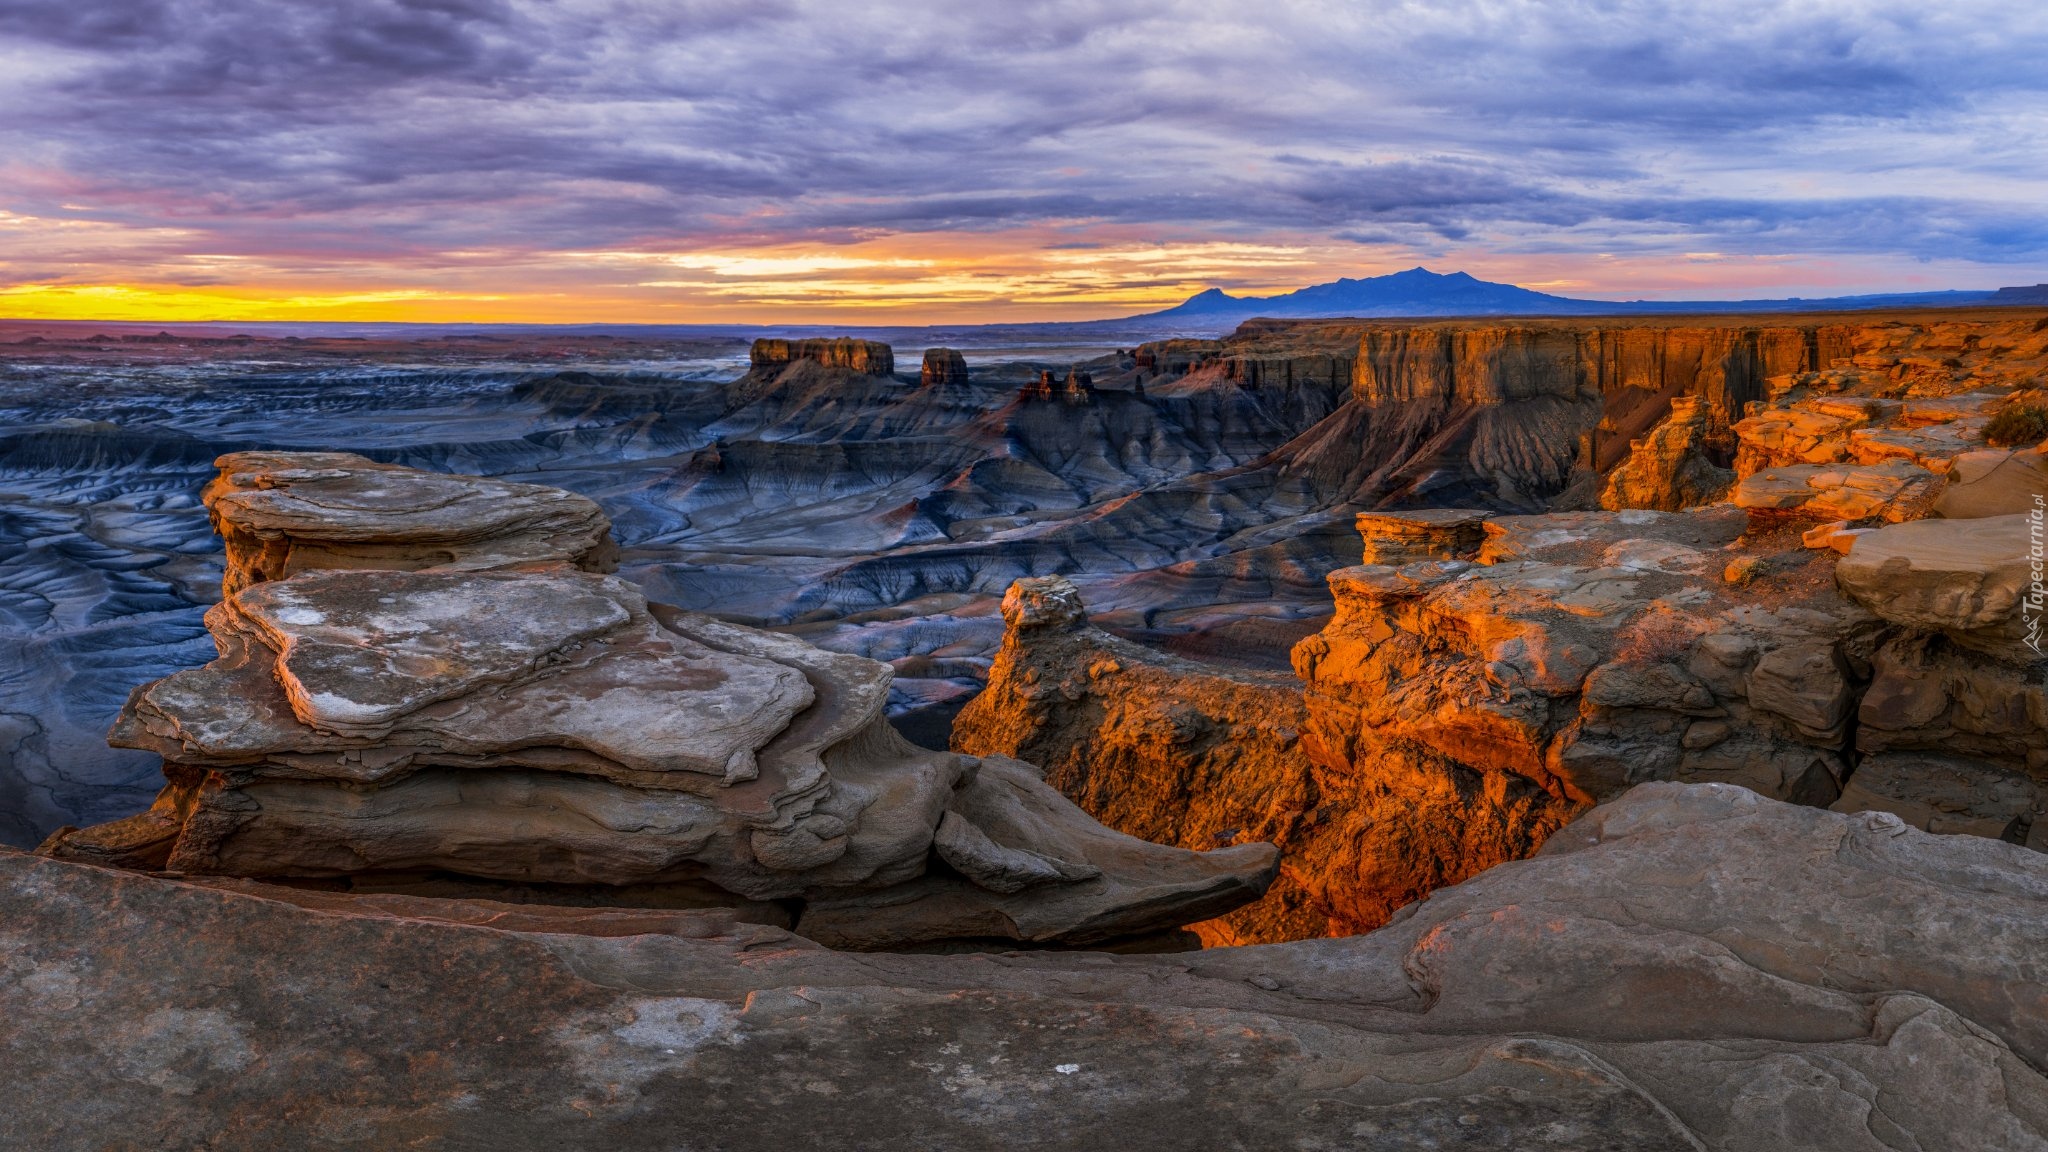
left=7, top=308, right=2048, bottom=1146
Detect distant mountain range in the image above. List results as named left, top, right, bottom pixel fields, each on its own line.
left=1124, top=266, right=2038, bottom=324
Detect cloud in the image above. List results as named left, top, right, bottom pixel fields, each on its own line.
left=0, top=0, right=2044, bottom=317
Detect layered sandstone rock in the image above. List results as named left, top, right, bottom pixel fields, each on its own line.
left=1597, top=395, right=1733, bottom=511
left=1734, top=395, right=1910, bottom=473
left=12, top=783, right=2048, bottom=1147
left=747, top=337, right=894, bottom=376
left=918, top=346, right=970, bottom=387
left=205, top=451, right=618, bottom=596
left=1353, top=508, right=1490, bottom=564
left=1732, top=460, right=1942, bottom=526
left=1299, top=508, right=1874, bottom=811
left=1732, top=383, right=2048, bottom=523
left=952, top=577, right=1325, bottom=945
left=1835, top=513, right=2036, bottom=659
left=1857, top=631, right=2048, bottom=778
left=45, top=456, right=1276, bottom=950
left=963, top=509, right=1887, bottom=942
left=1121, top=310, right=2047, bottom=516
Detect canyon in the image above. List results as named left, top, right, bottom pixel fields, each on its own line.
left=7, top=307, right=2048, bottom=1144
left=9, top=307, right=2046, bottom=848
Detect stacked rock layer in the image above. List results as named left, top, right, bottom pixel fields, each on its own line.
left=43, top=453, right=1276, bottom=950
left=962, top=494, right=2048, bottom=943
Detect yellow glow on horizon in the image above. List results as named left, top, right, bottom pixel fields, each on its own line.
left=0, top=283, right=524, bottom=323
left=0, top=220, right=1984, bottom=325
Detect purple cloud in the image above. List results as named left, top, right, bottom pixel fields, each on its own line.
left=0, top=0, right=2043, bottom=294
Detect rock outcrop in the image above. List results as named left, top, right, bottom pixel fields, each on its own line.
left=918, top=347, right=970, bottom=387
left=1353, top=508, right=1491, bottom=564
left=43, top=456, right=1277, bottom=950
left=1732, top=460, right=1942, bottom=526
left=965, top=481, right=2048, bottom=942
left=12, top=783, right=2048, bottom=1147
left=205, top=450, right=619, bottom=596
left=1830, top=751, right=2037, bottom=841
left=951, top=577, right=1323, bottom=945
left=1598, top=395, right=1733, bottom=511
left=966, top=501, right=1889, bottom=943
left=1836, top=513, right=2037, bottom=659
left=747, top=337, right=894, bottom=376
left=1292, top=506, right=1876, bottom=810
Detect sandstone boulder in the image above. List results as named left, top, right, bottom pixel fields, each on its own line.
left=1836, top=513, right=2038, bottom=658
left=1933, top=445, right=2048, bottom=519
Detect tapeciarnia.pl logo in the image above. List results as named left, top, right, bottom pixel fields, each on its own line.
left=2029, top=493, right=2045, bottom=657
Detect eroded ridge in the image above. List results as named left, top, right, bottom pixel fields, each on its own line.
left=45, top=454, right=1277, bottom=950
left=964, top=419, right=2048, bottom=943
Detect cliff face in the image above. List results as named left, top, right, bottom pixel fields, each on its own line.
left=1127, top=311, right=2048, bottom=512
left=748, top=337, right=895, bottom=376
left=963, top=481, right=2048, bottom=943
left=949, top=578, right=1325, bottom=945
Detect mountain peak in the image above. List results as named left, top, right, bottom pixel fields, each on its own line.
left=1138, top=266, right=1581, bottom=322
left=1125, top=267, right=2007, bottom=326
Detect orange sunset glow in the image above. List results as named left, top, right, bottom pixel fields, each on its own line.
left=1, top=223, right=2019, bottom=325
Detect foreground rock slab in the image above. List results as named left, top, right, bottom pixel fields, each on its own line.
left=7, top=784, right=2047, bottom=1149
left=1836, top=512, right=2035, bottom=658
left=206, top=451, right=619, bottom=595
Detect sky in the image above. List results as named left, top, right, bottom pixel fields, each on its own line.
left=1, top=0, right=2045, bottom=323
